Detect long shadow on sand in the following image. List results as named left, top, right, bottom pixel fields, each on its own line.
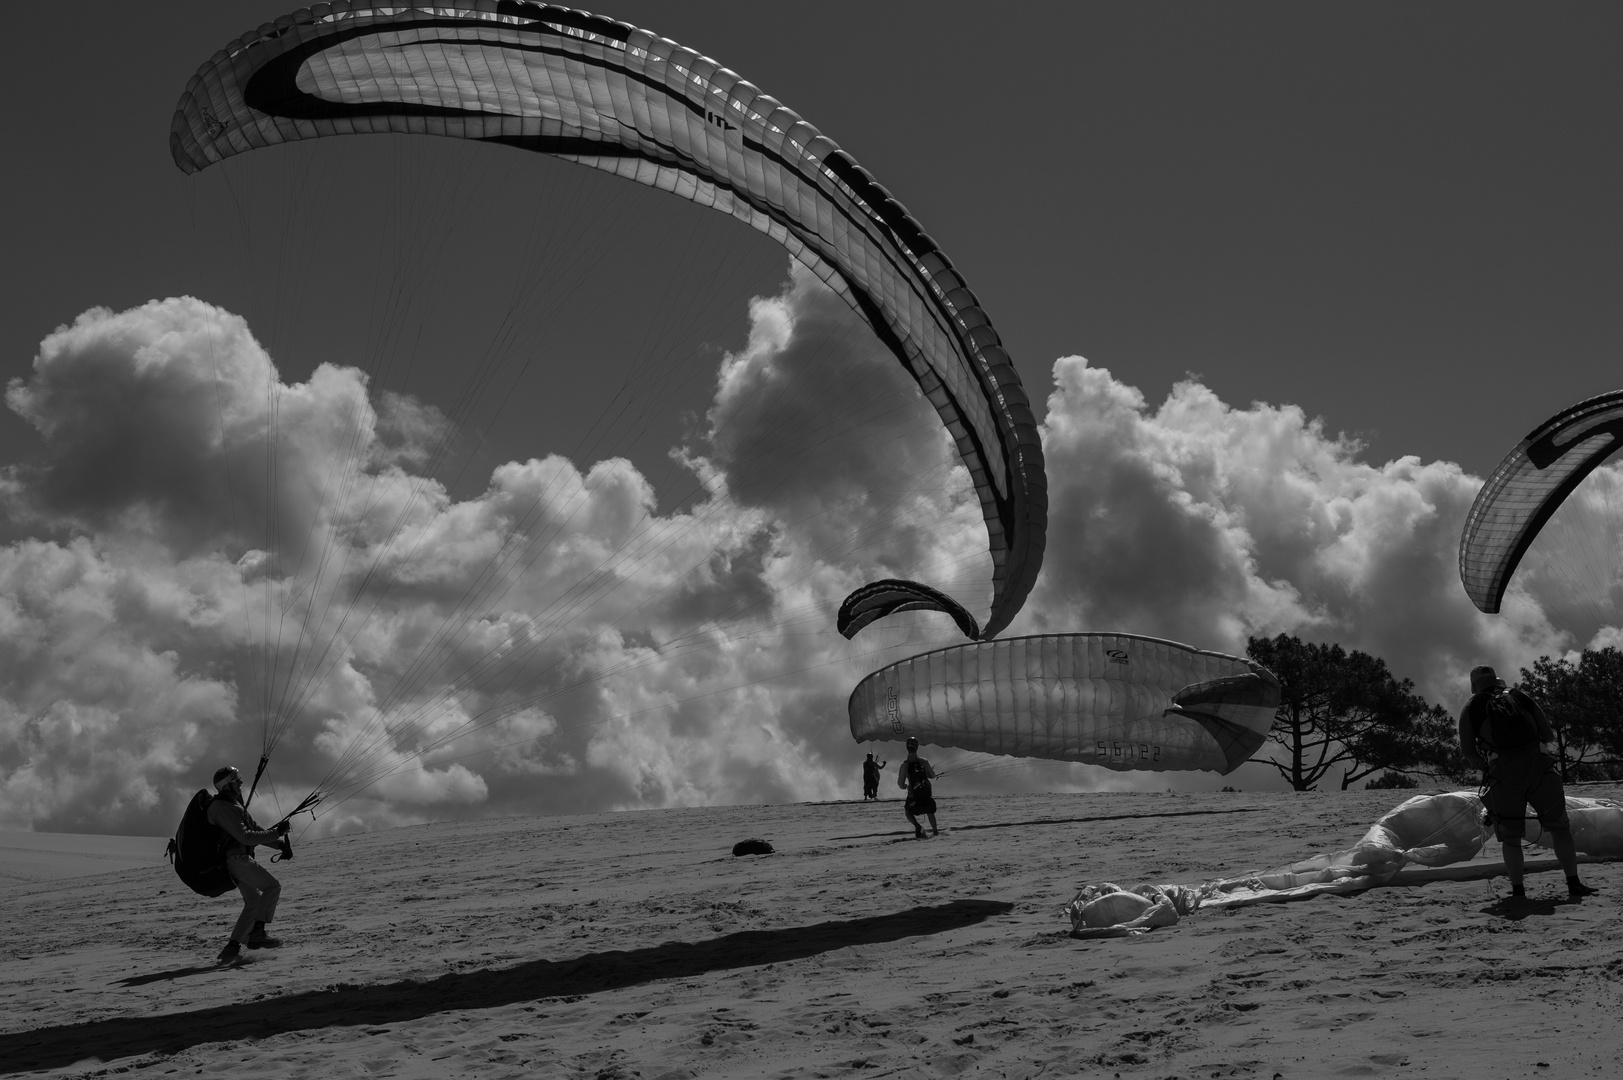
left=112, top=963, right=228, bottom=987
left=831, top=807, right=1264, bottom=841
left=1, top=898, right=1012, bottom=1073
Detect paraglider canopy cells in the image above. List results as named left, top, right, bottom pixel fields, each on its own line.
left=732, top=838, right=774, bottom=856
left=170, top=0, right=1046, bottom=642
left=850, top=633, right=1281, bottom=775
left=1460, top=389, right=1623, bottom=614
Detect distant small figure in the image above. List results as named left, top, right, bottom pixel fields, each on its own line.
left=164, top=837, right=178, bottom=863
left=897, top=736, right=939, bottom=838
left=207, top=765, right=292, bottom=963
left=1459, top=666, right=1595, bottom=902
left=861, top=752, right=888, bottom=800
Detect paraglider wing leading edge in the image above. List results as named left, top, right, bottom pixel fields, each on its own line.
left=170, top=0, right=1046, bottom=640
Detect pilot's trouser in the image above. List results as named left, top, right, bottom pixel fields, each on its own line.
left=226, top=851, right=281, bottom=941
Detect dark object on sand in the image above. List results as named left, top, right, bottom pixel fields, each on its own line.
left=732, top=838, right=774, bottom=856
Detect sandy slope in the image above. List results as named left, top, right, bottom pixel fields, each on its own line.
left=3, top=788, right=1620, bottom=1078
left=0, top=834, right=171, bottom=886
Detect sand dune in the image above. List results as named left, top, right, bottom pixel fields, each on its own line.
left=3, top=788, right=1619, bottom=1078
left=0, top=833, right=171, bottom=886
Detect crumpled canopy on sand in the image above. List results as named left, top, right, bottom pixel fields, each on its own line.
left=1068, top=791, right=1623, bottom=938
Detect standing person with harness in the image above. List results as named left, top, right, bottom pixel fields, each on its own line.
left=207, top=766, right=291, bottom=962
left=897, top=737, right=939, bottom=838
left=1458, top=666, right=1595, bottom=902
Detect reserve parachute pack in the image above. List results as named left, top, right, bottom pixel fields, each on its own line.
left=1480, top=688, right=1542, bottom=754
left=173, top=789, right=234, bottom=897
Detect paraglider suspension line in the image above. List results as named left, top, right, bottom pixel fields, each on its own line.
left=243, top=754, right=271, bottom=811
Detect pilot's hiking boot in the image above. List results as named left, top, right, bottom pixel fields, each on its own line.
left=216, top=940, right=241, bottom=963
left=246, top=921, right=282, bottom=949
left=1569, top=880, right=1598, bottom=898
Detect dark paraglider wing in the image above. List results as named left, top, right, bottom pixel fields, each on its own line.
left=836, top=578, right=979, bottom=641
left=847, top=633, right=1280, bottom=775
left=1459, top=389, right=1623, bottom=614
left=170, top=1, right=1046, bottom=640
left=1162, top=668, right=1281, bottom=774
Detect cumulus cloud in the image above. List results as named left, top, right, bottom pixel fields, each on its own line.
left=0, top=270, right=984, bottom=835
left=1023, top=356, right=1595, bottom=710
left=2, top=275, right=1611, bottom=834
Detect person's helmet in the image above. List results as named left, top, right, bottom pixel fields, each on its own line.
left=213, top=765, right=242, bottom=792
left=905, top=737, right=919, bottom=749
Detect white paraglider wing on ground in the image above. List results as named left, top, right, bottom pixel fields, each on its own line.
left=1067, top=791, right=1623, bottom=938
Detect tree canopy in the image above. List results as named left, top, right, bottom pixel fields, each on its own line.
left=1518, top=647, right=1623, bottom=782
left=1246, top=634, right=1462, bottom=790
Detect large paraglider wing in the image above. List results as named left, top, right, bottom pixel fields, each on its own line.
left=836, top=579, right=979, bottom=641
left=848, top=633, right=1275, bottom=774
left=170, top=2, right=1046, bottom=641
left=1459, top=390, right=1623, bottom=614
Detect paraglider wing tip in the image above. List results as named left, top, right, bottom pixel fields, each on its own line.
left=1160, top=705, right=1270, bottom=774
left=1168, top=670, right=1280, bottom=772
left=836, top=579, right=979, bottom=641
left=1244, top=661, right=1283, bottom=688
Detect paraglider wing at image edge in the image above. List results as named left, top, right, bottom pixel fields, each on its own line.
left=168, top=0, right=1047, bottom=641
left=1459, top=388, right=1623, bottom=614
left=848, top=633, right=1282, bottom=775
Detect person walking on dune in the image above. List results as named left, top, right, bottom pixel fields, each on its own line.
left=897, top=737, right=939, bottom=838
left=207, top=766, right=290, bottom=962
left=862, top=752, right=887, bottom=800
left=1459, top=666, right=1595, bottom=902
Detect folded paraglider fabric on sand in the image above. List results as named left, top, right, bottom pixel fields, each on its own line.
left=1067, top=791, right=1623, bottom=936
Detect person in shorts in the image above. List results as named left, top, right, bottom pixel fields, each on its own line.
left=896, top=737, right=939, bottom=838
left=1458, top=666, right=1594, bottom=901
